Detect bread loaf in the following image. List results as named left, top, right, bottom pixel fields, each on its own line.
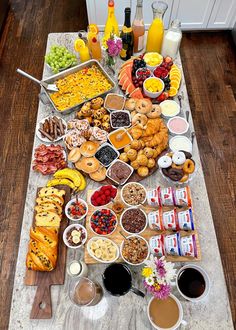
left=35, top=211, right=61, bottom=227
left=38, top=187, right=65, bottom=199
left=36, top=195, right=64, bottom=206
left=35, top=203, right=63, bottom=215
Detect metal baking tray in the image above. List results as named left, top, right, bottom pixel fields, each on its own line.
left=41, top=59, right=116, bottom=115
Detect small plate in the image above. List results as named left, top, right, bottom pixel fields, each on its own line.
left=36, top=116, right=67, bottom=143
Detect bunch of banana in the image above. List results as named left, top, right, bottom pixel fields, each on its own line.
left=47, top=168, right=86, bottom=192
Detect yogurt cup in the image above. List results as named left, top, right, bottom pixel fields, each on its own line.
left=169, top=136, right=192, bottom=153
left=167, top=116, right=189, bottom=135
left=160, top=100, right=180, bottom=118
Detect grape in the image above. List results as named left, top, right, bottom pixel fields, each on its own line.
left=45, top=45, right=78, bottom=73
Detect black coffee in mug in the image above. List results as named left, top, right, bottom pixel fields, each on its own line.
left=102, top=263, right=132, bottom=296
left=178, top=268, right=206, bottom=298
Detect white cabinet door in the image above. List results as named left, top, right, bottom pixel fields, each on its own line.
left=170, top=0, right=215, bottom=30
left=207, top=0, right=236, bottom=29
left=86, top=0, right=173, bottom=31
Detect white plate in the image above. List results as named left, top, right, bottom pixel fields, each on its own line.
left=36, top=116, right=67, bottom=143
left=87, top=237, right=119, bottom=264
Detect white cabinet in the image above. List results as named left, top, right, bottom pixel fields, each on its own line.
left=170, top=0, right=215, bottom=30
left=86, top=0, right=173, bottom=31
left=207, top=0, right=236, bottom=29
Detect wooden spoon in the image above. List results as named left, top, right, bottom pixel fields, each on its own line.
left=115, top=122, right=139, bottom=141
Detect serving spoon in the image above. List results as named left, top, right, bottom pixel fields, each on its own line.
left=16, top=68, right=59, bottom=92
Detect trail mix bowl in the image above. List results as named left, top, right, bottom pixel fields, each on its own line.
left=120, top=235, right=149, bottom=266
left=121, top=182, right=147, bottom=207
left=120, top=207, right=147, bottom=235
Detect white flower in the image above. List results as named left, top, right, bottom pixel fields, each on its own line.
left=145, top=276, right=154, bottom=286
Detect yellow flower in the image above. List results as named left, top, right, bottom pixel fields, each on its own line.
left=142, top=267, right=153, bottom=278
left=154, top=283, right=160, bottom=291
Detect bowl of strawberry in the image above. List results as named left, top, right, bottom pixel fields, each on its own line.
left=90, top=208, right=117, bottom=236
left=65, top=198, right=88, bottom=221
left=90, top=185, right=118, bottom=207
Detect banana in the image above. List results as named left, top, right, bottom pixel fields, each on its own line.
left=54, top=168, right=81, bottom=187
left=76, top=171, right=86, bottom=191
left=47, top=178, right=76, bottom=191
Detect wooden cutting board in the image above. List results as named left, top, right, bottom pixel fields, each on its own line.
left=24, top=185, right=70, bottom=319
left=84, top=189, right=201, bottom=264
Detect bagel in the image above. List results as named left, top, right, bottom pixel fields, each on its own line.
left=89, top=166, right=106, bottom=181
left=147, top=105, right=162, bottom=118
left=77, top=157, right=100, bottom=174
left=68, top=148, right=81, bottom=163
left=135, top=99, right=153, bottom=114
left=132, top=113, right=148, bottom=127
left=183, top=159, right=195, bottom=174
left=125, top=98, right=137, bottom=111
left=80, top=141, right=99, bottom=157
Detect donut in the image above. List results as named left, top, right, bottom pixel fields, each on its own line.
left=172, top=151, right=186, bottom=165
left=78, top=157, right=100, bottom=174
left=80, top=141, right=99, bottom=157
left=158, top=155, right=172, bottom=168
left=183, top=159, right=195, bottom=174
left=172, top=163, right=183, bottom=170
left=166, top=168, right=184, bottom=181
left=68, top=148, right=81, bottom=163
left=147, top=105, right=162, bottom=118
left=125, top=98, right=137, bottom=111
left=135, top=99, right=153, bottom=114
left=89, top=166, right=106, bottom=181
left=179, top=174, right=189, bottom=183
left=180, top=150, right=192, bottom=159
left=132, top=113, right=148, bottom=127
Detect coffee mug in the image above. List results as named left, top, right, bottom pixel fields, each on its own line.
left=176, top=264, right=210, bottom=302
left=102, top=263, right=145, bottom=297
left=147, top=294, right=187, bottom=330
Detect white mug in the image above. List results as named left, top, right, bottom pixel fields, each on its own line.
left=147, top=293, right=187, bottom=330
left=176, top=264, right=210, bottom=302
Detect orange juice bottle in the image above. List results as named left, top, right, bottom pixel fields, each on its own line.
left=87, top=24, right=99, bottom=52
left=90, top=36, right=102, bottom=60
left=146, top=1, right=168, bottom=53
left=103, top=0, right=119, bottom=46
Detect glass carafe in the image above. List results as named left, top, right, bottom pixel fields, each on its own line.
left=146, top=1, right=168, bottom=53
left=132, top=0, right=145, bottom=53
left=161, top=19, right=182, bottom=59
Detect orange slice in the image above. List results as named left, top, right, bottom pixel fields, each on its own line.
left=74, top=39, right=85, bottom=51
left=171, top=64, right=180, bottom=70
left=170, top=80, right=180, bottom=89
left=88, top=24, right=99, bottom=35
left=169, top=86, right=178, bottom=97
left=170, top=74, right=181, bottom=81
left=170, top=69, right=181, bottom=75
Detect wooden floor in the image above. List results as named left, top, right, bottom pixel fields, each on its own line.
left=0, top=1, right=235, bottom=329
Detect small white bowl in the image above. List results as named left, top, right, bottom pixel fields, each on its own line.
left=144, top=52, right=163, bottom=71
left=89, top=208, right=118, bottom=236
left=106, top=159, right=134, bottom=186
left=65, top=198, right=88, bottom=221
left=160, top=100, right=180, bottom=118
left=121, top=182, right=147, bottom=207
left=87, top=237, right=119, bottom=263
left=89, top=185, right=118, bottom=208
left=143, top=77, right=164, bottom=98
left=110, top=110, right=131, bottom=129
left=169, top=136, right=193, bottom=154
left=104, top=93, right=126, bottom=112
left=120, top=234, right=150, bottom=266
left=108, top=128, right=133, bottom=150
left=135, top=67, right=152, bottom=79
left=120, top=207, right=147, bottom=235
left=167, top=116, right=189, bottom=135
left=63, top=224, right=87, bottom=249
left=95, top=142, right=120, bottom=167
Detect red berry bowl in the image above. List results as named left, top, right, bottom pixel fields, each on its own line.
left=89, top=208, right=118, bottom=236
left=90, top=185, right=118, bottom=208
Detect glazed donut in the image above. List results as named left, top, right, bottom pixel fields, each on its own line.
left=183, top=159, right=195, bottom=174
left=147, top=105, right=162, bottom=119
left=179, top=174, right=189, bottom=183
left=80, top=141, right=99, bottom=157
left=89, top=166, right=106, bottom=181
left=79, top=157, right=100, bottom=174
left=172, top=151, right=186, bottom=165
left=172, top=163, right=183, bottom=170
left=158, top=155, right=172, bottom=168
left=135, top=99, right=153, bottom=114
left=132, top=113, right=148, bottom=127
left=125, top=98, right=137, bottom=111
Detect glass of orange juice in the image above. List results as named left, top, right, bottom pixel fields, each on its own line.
left=74, top=37, right=91, bottom=63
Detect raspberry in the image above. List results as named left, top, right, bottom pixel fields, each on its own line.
left=93, top=191, right=100, bottom=198
left=101, top=186, right=107, bottom=192
left=96, top=197, right=102, bottom=204
left=104, top=190, right=110, bottom=196
left=101, top=194, right=106, bottom=200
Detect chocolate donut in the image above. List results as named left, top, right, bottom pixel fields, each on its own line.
left=168, top=168, right=184, bottom=181
left=179, top=150, right=192, bottom=159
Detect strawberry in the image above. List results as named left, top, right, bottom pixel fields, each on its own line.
left=165, top=56, right=172, bottom=63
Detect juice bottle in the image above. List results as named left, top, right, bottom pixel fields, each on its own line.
left=103, top=0, right=119, bottom=46
left=146, top=1, right=168, bottom=53
left=120, top=7, right=134, bottom=61
left=132, top=0, right=145, bottom=53
left=87, top=24, right=99, bottom=52
left=90, top=36, right=102, bottom=60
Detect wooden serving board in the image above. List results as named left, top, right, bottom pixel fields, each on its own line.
left=24, top=185, right=70, bottom=319
left=84, top=189, right=201, bottom=264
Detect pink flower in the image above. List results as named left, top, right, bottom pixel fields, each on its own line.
left=106, top=38, right=122, bottom=57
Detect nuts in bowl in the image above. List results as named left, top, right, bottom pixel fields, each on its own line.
left=87, top=237, right=119, bottom=263
left=121, top=182, right=147, bottom=206
left=120, top=207, right=147, bottom=235
left=63, top=224, right=87, bottom=249
left=120, top=235, right=149, bottom=266
left=89, top=208, right=117, bottom=236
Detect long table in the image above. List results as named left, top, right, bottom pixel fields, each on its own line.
left=9, top=33, right=234, bottom=330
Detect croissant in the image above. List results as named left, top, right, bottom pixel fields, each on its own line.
left=145, top=132, right=169, bottom=148
left=130, top=125, right=143, bottom=139
left=26, top=227, right=59, bottom=271
left=142, top=118, right=162, bottom=137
